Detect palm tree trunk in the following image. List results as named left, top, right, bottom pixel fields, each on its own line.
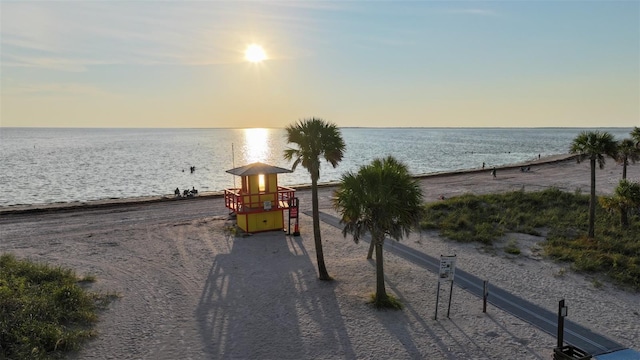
left=367, top=241, right=374, bottom=259
left=311, top=174, right=331, bottom=280
left=375, top=236, right=388, bottom=305
left=622, top=157, right=628, bottom=179
left=589, top=157, right=596, bottom=238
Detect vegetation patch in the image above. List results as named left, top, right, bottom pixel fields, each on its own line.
left=369, top=293, right=403, bottom=310
left=422, top=188, right=640, bottom=290
left=0, top=254, right=115, bottom=359
left=504, top=239, right=522, bottom=255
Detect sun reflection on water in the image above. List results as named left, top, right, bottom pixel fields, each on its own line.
left=243, top=128, right=269, bottom=163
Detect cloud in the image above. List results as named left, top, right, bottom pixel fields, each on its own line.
left=0, top=2, right=259, bottom=70
left=2, top=82, right=111, bottom=98
left=0, top=1, right=358, bottom=71
left=1, top=51, right=111, bottom=72
left=444, top=8, right=500, bottom=16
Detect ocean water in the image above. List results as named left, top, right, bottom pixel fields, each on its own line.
left=0, top=127, right=634, bottom=207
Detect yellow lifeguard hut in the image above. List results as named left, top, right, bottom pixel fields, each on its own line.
left=224, top=162, right=296, bottom=233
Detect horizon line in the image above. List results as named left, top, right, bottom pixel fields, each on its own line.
left=1, top=126, right=637, bottom=130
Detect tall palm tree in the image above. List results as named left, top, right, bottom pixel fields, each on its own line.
left=284, top=118, right=345, bottom=281
left=569, top=131, right=618, bottom=238
left=599, top=179, right=640, bottom=228
left=632, top=127, right=640, bottom=148
left=617, top=138, right=640, bottom=179
left=333, top=156, right=423, bottom=308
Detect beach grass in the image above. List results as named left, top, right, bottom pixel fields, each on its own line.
left=369, top=293, right=403, bottom=310
left=504, top=239, right=522, bottom=255
left=0, top=254, right=114, bottom=359
left=422, top=188, right=640, bottom=290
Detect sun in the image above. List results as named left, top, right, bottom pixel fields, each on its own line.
left=244, top=44, right=267, bottom=63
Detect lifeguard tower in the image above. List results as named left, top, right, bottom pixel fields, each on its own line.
left=224, top=162, right=296, bottom=233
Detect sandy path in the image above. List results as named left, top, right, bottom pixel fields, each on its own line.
left=0, top=156, right=638, bottom=359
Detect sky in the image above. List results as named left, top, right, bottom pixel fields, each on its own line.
left=1, top=1, right=639, bottom=128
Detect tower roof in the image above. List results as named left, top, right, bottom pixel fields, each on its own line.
left=226, top=162, right=292, bottom=176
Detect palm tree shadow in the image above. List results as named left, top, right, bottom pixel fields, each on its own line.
left=195, top=232, right=355, bottom=359
left=383, top=277, right=544, bottom=359
left=375, top=277, right=461, bottom=360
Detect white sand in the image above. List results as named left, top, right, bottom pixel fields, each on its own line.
left=1, top=156, right=638, bottom=359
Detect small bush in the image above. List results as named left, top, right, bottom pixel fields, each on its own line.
left=504, top=239, right=521, bottom=255
left=0, top=254, right=113, bottom=359
left=592, top=278, right=603, bottom=289
left=554, top=268, right=568, bottom=278
left=474, top=223, right=500, bottom=245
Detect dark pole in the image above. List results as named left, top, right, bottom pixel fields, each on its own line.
left=288, top=199, right=292, bottom=235
left=483, top=280, right=488, bottom=313
left=557, top=299, right=565, bottom=349
left=293, top=197, right=300, bottom=236
left=446, top=279, right=454, bottom=318
left=434, top=282, right=440, bottom=320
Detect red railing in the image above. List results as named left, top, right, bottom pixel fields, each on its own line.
left=224, top=186, right=296, bottom=214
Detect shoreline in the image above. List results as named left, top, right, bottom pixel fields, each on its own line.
left=2, top=151, right=638, bottom=359
left=0, top=153, right=577, bottom=215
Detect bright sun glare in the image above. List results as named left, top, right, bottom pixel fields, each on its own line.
left=244, top=44, right=267, bottom=63
left=244, top=128, right=269, bottom=163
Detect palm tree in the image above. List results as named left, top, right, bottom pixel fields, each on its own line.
left=569, top=131, right=618, bottom=238
left=631, top=127, right=640, bottom=146
left=333, top=156, right=423, bottom=308
left=599, top=179, right=640, bottom=228
left=284, top=118, right=345, bottom=281
left=617, top=138, right=640, bottom=179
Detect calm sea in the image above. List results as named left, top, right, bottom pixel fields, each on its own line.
left=0, top=127, right=634, bottom=207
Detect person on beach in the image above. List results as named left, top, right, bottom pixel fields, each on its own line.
left=482, top=162, right=485, bottom=169
left=174, top=187, right=180, bottom=197
left=491, top=167, right=496, bottom=178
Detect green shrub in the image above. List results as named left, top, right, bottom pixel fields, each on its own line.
left=0, top=254, right=113, bottom=359
left=474, top=223, right=500, bottom=245
left=423, top=188, right=640, bottom=290
left=504, top=239, right=521, bottom=255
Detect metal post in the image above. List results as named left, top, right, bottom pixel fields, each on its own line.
left=293, top=197, right=300, bottom=236
left=231, top=143, right=236, bottom=190
left=434, top=282, right=440, bottom=320
left=446, top=279, right=454, bottom=318
left=483, top=280, right=488, bottom=313
left=557, top=299, right=566, bottom=349
left=287, top=198, right=293, bottom=235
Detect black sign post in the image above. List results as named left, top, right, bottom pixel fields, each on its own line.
left=557, top=299, right=567, bottom=348
left=434, top=255, right=456, bottom=320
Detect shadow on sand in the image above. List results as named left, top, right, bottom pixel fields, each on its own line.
left=373, top=275, right=467, bottom=360
left=196, top=232, right=355, bottom=359
left=382, top=277, right=548, bottom=359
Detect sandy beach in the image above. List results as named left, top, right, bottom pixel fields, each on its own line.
left=1, top=155, right=638, bottom=359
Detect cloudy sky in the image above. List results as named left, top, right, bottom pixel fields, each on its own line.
left=1, top=1, right=638, bottom=128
